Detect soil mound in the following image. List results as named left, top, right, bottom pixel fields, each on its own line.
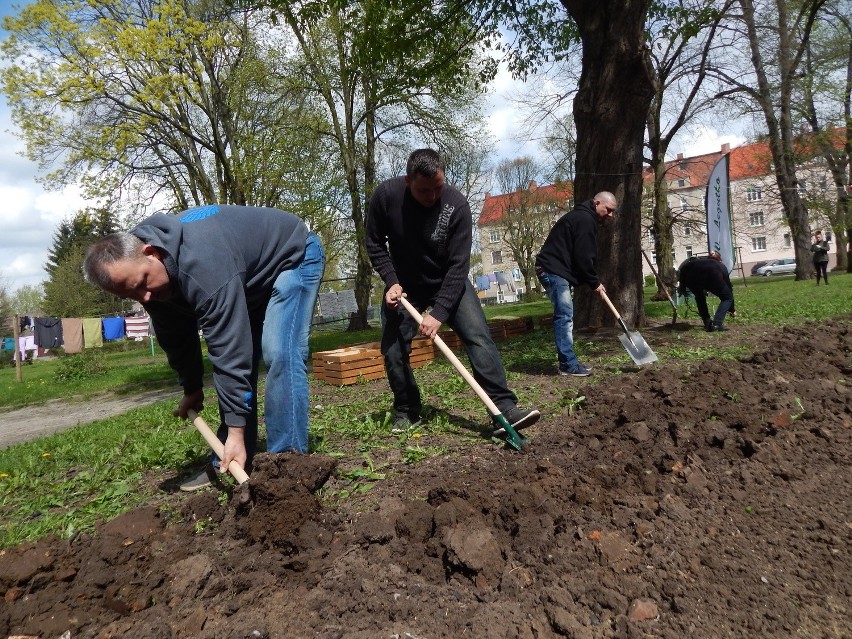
left=1, top=317, right=850, bottom=638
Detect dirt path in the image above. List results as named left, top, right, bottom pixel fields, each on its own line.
left=0, top=388, right=179, bottom=449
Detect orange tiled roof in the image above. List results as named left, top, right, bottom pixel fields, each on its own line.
left=479, top=182, right=574, bottom=226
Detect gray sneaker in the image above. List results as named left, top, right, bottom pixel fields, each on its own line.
left=179, top=465, right=218, bottom=492
left=493, top=407, right=540, bottom=437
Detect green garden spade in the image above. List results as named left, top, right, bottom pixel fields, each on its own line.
left=398, top=296, right=528, bottom=451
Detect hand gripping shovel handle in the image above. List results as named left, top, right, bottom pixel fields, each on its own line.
left=397, top=297, right=526, bottom=450
left=599, top=290, right=637, bottom=349
left=187, top=409, right=249, bottom=484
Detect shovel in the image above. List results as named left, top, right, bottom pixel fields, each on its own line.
left=599, top=291, right=658, bottom=366
left=641, top=250, right=678, bottom=326
left=398, top=296, right=528, bottom=451
left=187, top=409, right=249, bottom=484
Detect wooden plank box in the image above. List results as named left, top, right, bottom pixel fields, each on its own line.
left=312, top=337, right=437, bottom=385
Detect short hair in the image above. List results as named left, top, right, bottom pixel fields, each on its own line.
left=594, top=191, right=617, bottom=207
left=406, top=149, right=445, bottom=179
left=709, top=251, right=722, bottom=261
left=83, top=233, right=145, bottom=289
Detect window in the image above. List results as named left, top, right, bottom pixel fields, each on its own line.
left=783, top=233, right=791, bottom=248
left=798, top=180, right=807, bottom=195
left=491, top=250, right=503, bottom=265
left=677, top=178, right=686, bottom=187
left=826, top=231, right=832, bottom=241
left=752, top=236, right=766, bottom=251
left=746, top=186, right=763, bottom=201
left=819, top=177, right=827, bottom=190
left=650, top=252, right=657, bottom=265
left=680, top=196, right=687, bottom=211
left=750, top=211, right=765, bottom=226
left=648, top=229, right=656, bottom=243
left=489, top=230, right=501, bottom=243
left=686, top=245, right=693, bottom=258
left=684, top=224, right=692, bottom=236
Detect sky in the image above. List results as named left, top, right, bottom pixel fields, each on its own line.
left=0, top=2, right=745, bottom=294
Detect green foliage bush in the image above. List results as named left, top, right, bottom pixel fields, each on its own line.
left=53, top=350, right=109, bottom=382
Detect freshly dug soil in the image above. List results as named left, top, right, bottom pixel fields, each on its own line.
left=1, top=316, right=850, bottom=639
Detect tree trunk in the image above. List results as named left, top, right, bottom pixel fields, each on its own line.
left=561, top=0, right=655, bottom=328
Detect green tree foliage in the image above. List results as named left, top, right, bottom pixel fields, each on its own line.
left=45, top=208, right=118, bottom=277
left=10, top=285, right=45, bottom=316
left=43, top=244, right=127, bottom=318
left=0, top=276, right=11, bottom=323
left=0, top=0, right=342, bottom=224
left=270, top=0, right=495, bottom=328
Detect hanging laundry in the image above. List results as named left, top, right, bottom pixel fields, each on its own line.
left=124, top=313, right=151, bottom=339
left=82, top=318, right=104, bottom=349
left=61, top=318, right=84, bottom=354
left=34, top=317, right=63, bottom=349
left=102, top=317, right=126, bottom=341
left=18, top=335, right=36, bottom=359
left=476, top=275, right=491, bottom=292
left=2, top=337, right=15, bottom=351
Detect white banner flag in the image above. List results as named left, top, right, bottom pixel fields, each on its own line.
left=705, top=154, right=735, bottom=272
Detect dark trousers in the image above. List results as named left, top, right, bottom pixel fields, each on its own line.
left=692, top=288, right=734, bottom=327
left=380, top=280, right=517, bottom=418
left=814, top=260, right=828, bottom=284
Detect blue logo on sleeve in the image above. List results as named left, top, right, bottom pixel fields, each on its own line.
left=243, top=391, right=254, bottom=410
left=180, top=205, right=220, bottom=222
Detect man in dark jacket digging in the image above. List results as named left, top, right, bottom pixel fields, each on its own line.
left=677, top=252, right=736, bottom=332
left=83, top=205, right=325, bottom=490
left=535, top=192, right=618, bottom=376
left=366, top=148, right=539, bottom=436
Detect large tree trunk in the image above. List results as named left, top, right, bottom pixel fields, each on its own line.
left=561, top=0, right=655, bottom=328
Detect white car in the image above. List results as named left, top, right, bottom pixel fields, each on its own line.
left=755, top=258, right=796, bottom=276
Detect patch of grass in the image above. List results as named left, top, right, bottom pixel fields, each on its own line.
left=1, top=274, right=850, bottom=548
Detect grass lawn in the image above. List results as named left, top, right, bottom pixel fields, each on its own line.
left=1, top=272, right=850, bottom=547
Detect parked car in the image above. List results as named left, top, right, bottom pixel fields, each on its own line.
left=750, top=260, right=769, bottom=275
left=755, top=258, right=797, bottom=276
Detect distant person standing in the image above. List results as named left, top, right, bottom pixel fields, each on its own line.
left=810, top=231, right=830, bottom=285
left=677, top=252, right=736, bottom=332
left=535, top=192, right=618, bottom=376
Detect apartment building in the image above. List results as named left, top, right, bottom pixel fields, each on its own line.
left=477, top=138, right=837, bottom=303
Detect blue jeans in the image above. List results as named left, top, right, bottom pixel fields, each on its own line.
left=381, top=280, right=517, bottom=416
left=261, top=233, right=325, bottom=453
left=215, top=233, right=325, bottom=460
left=538, top=271, right=581, bottom=370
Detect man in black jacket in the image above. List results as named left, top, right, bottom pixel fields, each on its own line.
left=677, top=252, right=736, bottom=332
left=366, top=148, right=539, bottom=435
left=535, top=192, right=617, bottom=376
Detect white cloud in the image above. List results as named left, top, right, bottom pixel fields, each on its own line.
left=671, top=123, right=747, bottom=160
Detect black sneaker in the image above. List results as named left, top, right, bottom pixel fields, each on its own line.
left=493, top=407, right=540, bottom=437
left=179, top=465, right=219, bottom=492
left=391, top=414, right=422, bottom=433
left=713, top=323, right=729, bottom=332
left=559, top=365, right=592, bottom=377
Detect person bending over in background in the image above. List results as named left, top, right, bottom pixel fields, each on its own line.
left=677, top=252, right=736, bottom=332
left=366, top=148, right=539, bottom=436
left=84, top=205, right=325, bottom=491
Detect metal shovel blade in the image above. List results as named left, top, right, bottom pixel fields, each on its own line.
left=618, top=331, right=658, bottom=365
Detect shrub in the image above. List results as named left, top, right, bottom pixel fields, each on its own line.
left=54, top=350, right=109, bottom=382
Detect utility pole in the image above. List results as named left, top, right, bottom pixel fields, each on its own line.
left=12, top=313, right=22, bottom=382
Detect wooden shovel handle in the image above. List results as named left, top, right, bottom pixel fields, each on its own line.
left=599, top=289, right=623, bottom=321
left=187, top=409, right=249, bottom=484
left=397, top=296, right=501, bottom=417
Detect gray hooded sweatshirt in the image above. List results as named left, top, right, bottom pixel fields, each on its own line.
left=133, top=205, right=309, bottom=427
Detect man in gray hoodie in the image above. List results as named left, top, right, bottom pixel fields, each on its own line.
left=84, top=205, right=325, bottom=490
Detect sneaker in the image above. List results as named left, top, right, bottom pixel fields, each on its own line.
left=179, top=465, right=218, bottom=492
left=493, top=406, right=541, bottom=437
left=391, top=414, right=422, bottom=433
left=559, top=365, right=592, bottom=377
left=712, top=323, right=729, bottom=332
